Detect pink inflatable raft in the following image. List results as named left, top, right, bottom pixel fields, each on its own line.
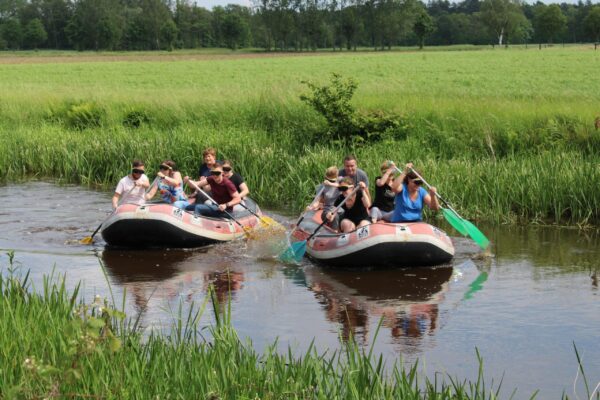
left=101, top=200, right=262, bottom=248
left=291, top=210, right=455, bottom=268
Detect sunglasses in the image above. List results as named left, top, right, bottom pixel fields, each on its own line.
left=222, top=166, right=232, bottom=172
left=159, top=164, right=172, bottom=171
left=210, top=170, right=222, bottom=176
left=338, top=186, right=349, bottom=192
left=412, top=179, right=423, bottom=185
left=326, top=178, right=337, bottom=183
left=131, top=168, right=144, bottom=174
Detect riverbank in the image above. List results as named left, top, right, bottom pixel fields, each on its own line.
left=1, top=46, right=599, bottom=225
left=0, top=260, right=505, bottom=399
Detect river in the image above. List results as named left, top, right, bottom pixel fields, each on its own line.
left=0, top=181, right=598, bottom=399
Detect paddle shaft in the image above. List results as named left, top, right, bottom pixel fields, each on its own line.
left=292, top=186, right=325, bottom=232
left=193, top=185, right=246, bottom=230
left=305, top=185, right=360, bottom=242
left=88, top=177, right=150, bottom=241
left=406, top=168, right=462, bottom=217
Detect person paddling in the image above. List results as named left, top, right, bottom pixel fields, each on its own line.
left=112, top=160, right=149, bottom=210
left=145, top=160, right=189, bottom=209
left=184, top=164, right=242, bottom=218
left=390, top=163, right=439, bottom=223
left=370, top=160, right=397, bottom=223
left=308, top=166, right=341, bottom=230
left=326, top=178, right=371, bottom=233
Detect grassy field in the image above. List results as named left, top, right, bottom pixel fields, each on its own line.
left=1, top=46, right=599, bottom=224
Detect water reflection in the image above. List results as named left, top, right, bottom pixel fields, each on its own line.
left=302, top=266, right=453, bottom=348
left=99, top=248, right=246, bottom=317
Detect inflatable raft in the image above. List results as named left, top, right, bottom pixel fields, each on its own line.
left=292, top=210, right=454, bottom=268
left=101, top=199, right=262, bottom=248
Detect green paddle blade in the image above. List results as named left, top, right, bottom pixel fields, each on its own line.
left=461, top=219, right=490, bottom=250
left=463, top=272, right=488, bottom=300
left=442, top=208, right=490, bottom=250
left=279, top=241, right=307, bottom=264
left=442, top=208, right=469, bottom=236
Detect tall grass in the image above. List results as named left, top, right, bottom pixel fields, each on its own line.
left=0, top=257, right=521, bottom=399
left=1, top=123, right=598, bottom=224
left=1, top=47, right=599, bottom=224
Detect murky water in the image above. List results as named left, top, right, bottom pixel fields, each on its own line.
left=1, top=182, right=599, bottom=399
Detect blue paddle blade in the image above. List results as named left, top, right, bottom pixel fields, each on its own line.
left=279, top=241, right=307, bottom=263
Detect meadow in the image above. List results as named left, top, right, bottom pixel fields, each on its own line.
left=1, top=45, right=599, bottom=224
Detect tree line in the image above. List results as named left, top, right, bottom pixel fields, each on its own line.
left=1, top=0, right=599, bottom=51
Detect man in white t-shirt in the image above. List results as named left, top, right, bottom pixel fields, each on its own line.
left=112, top=160, right=150, bottom=209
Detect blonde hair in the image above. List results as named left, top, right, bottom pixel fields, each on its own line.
left=325, top=166, right=338, bottom=180
left=202, top=147, right=216, bottom=157
left=380, top=160, right=391, bottom=172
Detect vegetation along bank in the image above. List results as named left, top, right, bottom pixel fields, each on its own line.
left=0, top=47, right=599, bottom=225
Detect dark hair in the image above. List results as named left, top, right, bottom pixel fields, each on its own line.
left=161, top=160, right=177, bottom=171
left=132, top=160, right=144, bottom=168
left=403, top=170, right=420, bottom=185
left=343, top=154, right=357, bottom=163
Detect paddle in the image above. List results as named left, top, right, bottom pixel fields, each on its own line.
left=237, top=200, right=283, bottom=231
left=398, top=166, right=490, bottom=250
left=293, top=186, right=325, bottom=233
left=187, top=182, right=253, bottom=238
left=80, top=178, right=148, bottom=245
left=280, top=185, right=360, bottom=263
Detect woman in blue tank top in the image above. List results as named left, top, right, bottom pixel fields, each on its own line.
left=390, top=163, right=440, bottom=223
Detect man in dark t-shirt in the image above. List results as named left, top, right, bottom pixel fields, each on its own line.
left=185, top=165, right=241, bottom=218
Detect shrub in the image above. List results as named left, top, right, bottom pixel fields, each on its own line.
left=300, top=74, right=404, bottom=145
left=64, top=102, right=104, bottom=130
left=122, top=108, right=153, bottom=129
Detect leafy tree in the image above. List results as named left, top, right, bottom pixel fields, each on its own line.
left=160, top=18, right=178, bottom=50
left=584, top=5, right=600, bottom=43
left=480, top=0, right=527, bottom=46
left=66, top=0, right=123, bottom=50
left=413, top=7, right=435, bottom=49
left=40, top=0, right=72, bottom=49
left=534, top=4, right=567, bottom=44
left=221, top=8, right=248, bottom=49
left=0, top=18, right=22, bottom=49
left=23, top=17, right=47, bottom=48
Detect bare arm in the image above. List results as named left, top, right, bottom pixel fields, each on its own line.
left=359, top=182, right=371, bottom=209
left=423, top=187, right=440, bottom=211
left=238, top=182, right=250, bottom=199
left=111, top=193, right=120, bottom=209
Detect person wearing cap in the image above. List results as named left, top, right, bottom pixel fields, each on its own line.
left=370, top=160, right=397, bottom=223
left=390, top=162, right=439, bottom=223
left=308, top=166, right=341, bottom=230
left=145, top=160, right=189, bottom=209
left=326, top=177, right=371, bottom=233
left=184, top=164, right=242, bottom=218
left=112, top=160, right=150, bottom=209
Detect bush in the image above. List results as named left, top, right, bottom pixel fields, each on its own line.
left=64, top=102, right=104, bottom=130
left=300, top=74, right=404, bottom=145
left=122, top=108, right=153, bottom=129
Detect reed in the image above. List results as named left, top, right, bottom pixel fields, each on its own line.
left=1, top=46, right=599, bottom=224
left=1, top=257, right=514, bottom=399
